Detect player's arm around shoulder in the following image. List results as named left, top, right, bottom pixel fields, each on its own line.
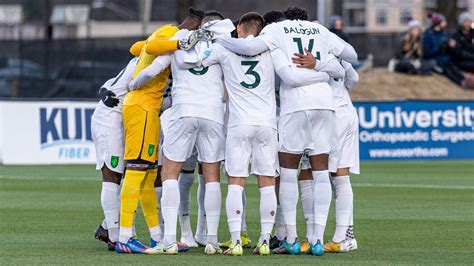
left=145, top=25, right=180, bottom=55
left=128, top=55, right=171, bottom=91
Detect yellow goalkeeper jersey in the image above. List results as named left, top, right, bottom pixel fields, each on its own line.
left=123, top=24, right=179, bottom=112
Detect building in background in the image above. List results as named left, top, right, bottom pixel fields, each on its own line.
left=340, top=0, right=474, bottom=33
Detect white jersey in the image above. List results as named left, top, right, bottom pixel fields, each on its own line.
left=259, top=20, right=346, bottom=116
left=169, top=53, right=225, bottom=124
left=203, top=42, right=277, bottom=129
left=330, top=61, right=354, bottom=107
left=92, top=57, right=137, bottom=128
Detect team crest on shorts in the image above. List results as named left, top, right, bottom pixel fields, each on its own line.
left=148, top=144, right=155, bottom=156
left=110, top=156, right=119, bottom=168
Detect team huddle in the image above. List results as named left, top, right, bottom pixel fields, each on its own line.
left=91, top=6, right=360, bottom=256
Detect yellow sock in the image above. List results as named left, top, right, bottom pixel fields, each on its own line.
left=145, top=39, right=178, bottom=55
left=140, top=168, right=159, bottom=229
left=120, top=169, right=147, bottom=228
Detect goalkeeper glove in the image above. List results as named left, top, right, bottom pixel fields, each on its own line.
left=178, top=29, right=213, bottom=50
left=99, top=87, right=119, bottom=108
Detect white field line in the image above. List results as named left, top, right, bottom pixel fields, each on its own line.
left=1, top=174, right=473, bottom=190
left=352, top=183, right=474, bottom=190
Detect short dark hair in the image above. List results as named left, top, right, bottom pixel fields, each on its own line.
left=284, top=6, right=308, bottom=21
left=238, top=12, right=265, bottom=35
left=263, top=10, right=286, bottom=25
left=203, top=10, right=225, bottom=20
left=188, top=7, right=204, bottom=19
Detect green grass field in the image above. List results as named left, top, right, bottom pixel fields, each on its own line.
left=1, top=161, right=473, bottom=264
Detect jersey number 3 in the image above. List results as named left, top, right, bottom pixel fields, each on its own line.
left=240, top=61, right=261, bottom=89
left=293, top=37, right=321, bottom=60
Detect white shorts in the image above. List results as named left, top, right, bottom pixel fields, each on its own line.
left=278, top=110, right=334, bottom=156
left=225, top=126, right=279, bottom=177
left=163, top=117, right=225, bottom=163
left=329, top=105, right=360, bottom=174
left=91, top=121, right=125, bottom=174
left=183, top=148, right=198, bottom=171
left=158, top=129, right=164, bottom=166
left=158, top=109, right=172, bottom=166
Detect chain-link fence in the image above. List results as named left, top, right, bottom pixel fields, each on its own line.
left=0, top=37, right=141, bottom=98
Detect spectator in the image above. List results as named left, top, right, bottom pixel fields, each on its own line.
left=328, top=15, right=349, bottom=43
left=423, top=13, right=473, bottom=89
left=451, top=12, right=474, bottom=73
left=394, top=20, right=433, bottom=75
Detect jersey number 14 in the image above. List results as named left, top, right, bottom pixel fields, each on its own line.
left=293, top=37, right=321, bottom=60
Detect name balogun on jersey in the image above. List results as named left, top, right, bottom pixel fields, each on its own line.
left=40, top=107, right=94, bottom=159
left=283, top=26, right=320, bottom=35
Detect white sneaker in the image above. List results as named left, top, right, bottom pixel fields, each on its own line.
left=145, top=242, right=178, bottom=255
left=180, top=235, right=199, bottom=248
left=344, top=238, right=358, bottom=252
left=204, top=243, right=223, bottom=255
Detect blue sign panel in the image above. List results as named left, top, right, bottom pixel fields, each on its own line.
left=353, top=101, right=474, bottom=160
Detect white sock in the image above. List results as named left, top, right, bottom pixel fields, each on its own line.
left=331, top=175, right=353, bottom=243
left=155, top=186, right=164, bottom=241
left=279, top=167, right=299, bottom=243
left=101, top=182, right=120, bottom=242
left=119, top=227, right=133, bottom=243
left=241, top=189, right=247, bottom=232
left=149, top=225, right=161, bottom=242
left=161, top=179, right=179, bottom=245
left=205, top=182, right=221, bottom=244
left=259, top=186, right=276, bottom=244
left=226, top=184, right=243, bottom=244
left=195, top=174, right=207, bottom=239
left=178, top=172, right=195, bottom=239
left=312, top=170, right=332, bottom=244
left=274, top=204, right=286, bottom=240
left=101, top=219, right=108, bottom=230
left=299, top=180, right=314, bottom=241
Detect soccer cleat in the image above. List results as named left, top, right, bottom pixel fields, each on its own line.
left=241, top=231, right=252, bottom=248
left=310, top=240, right=324, bottom=256
left=223, top=241, right=243, bottom=256
left=107, top=241, right=117, bottom=251
left=345, top=238, right=358, bottom=251
left=204, top=243, right=223, bottom=255
left=177, top=242, right=190, bottom=252
left=220, top=231, right=252, bottom=249
left=324, top=240, right=347, bottom=253
left=180, top=235, right=199, bottom=248
left=115, top=238, right=147, bottom=254
left=299, top=239, right=310, bottom=254
left=194, top=234, right=207, bottom=247
left=94, top=225, right=110, bottom=244
left=269, top=235, right=282, bottom=250
left=145, top=241, right=178, bottom=255
left=272, top=239, right=301, bottom=255
left=253, top=240, right=270, bottom=255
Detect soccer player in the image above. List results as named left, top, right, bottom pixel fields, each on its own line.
left=92, top=57, right=137, bottom=251
left=141, top=10, right=227, bottom=255
left=324, top=59, right=360, bottom=253
left=200, top=12, right=278, bottom=256
left=295, top=54, right=360, bottom=253
left=115, top=10, right=202, bottom=254
left=215, top=6, right=355, bottom=255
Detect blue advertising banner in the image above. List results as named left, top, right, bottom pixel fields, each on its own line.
left=353, top=101, right=474, bottom=160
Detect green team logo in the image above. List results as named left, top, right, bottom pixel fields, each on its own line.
left=148, top=144, right=155, bottom=156
left=110, top=156, right=119, bottom=168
